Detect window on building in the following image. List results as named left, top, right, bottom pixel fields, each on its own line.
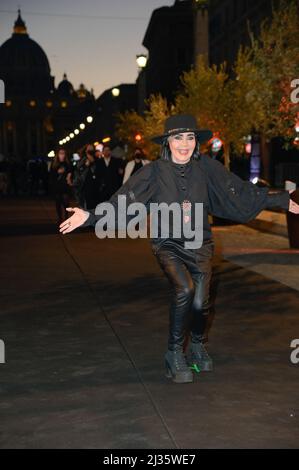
left=242, top=0, right=248, bottom=14
left=210, top=13, right=222, bottom=37
left=233, top=0, right=238, bottom=20
left=225, top=6, right=230, bottom=27
left=177, top=47, right=187, bottom=66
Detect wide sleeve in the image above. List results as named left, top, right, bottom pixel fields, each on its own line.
left=200, top=155, right=290, bottom=223
left=82, top=161, right=155, bottom=227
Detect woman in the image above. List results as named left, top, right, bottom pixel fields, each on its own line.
left=122, top=148, right=150, bottom=184
left=73, top=144, right=100, bottom=210
left=59, top=114, right=299, bottom=384
left=50, top=148, right=72, bottom=224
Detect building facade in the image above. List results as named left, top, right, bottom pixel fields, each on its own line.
left=142, top=0, right=195, bottom=103
left=0, top=11, right=96, bottom=161
left=209, top=0, right=281, bottom=67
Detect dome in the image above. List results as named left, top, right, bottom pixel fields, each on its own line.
left=76, top=83, right=91, bottom=99
left=0, top=10, right=53, bottom=96
left=57, top=73, right=74, bottom=96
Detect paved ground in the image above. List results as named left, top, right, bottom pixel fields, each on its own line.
left=0, top=197, right=298, bottom=449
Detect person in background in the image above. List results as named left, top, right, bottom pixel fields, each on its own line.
left=50, top=148, right=72, bottom=225
left=94, top=144, right=104, bottom=160
left=0, top=154, right=9, bottom=196
left=97, top=145, right=124, bottom=202
left=122, top=148, right=150, bottom=184
left=73, top=144, right=102, bottom=210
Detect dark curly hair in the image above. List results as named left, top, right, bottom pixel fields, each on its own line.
left=160, top=137, right=201, bottom=161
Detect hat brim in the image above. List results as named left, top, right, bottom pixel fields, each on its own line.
left=150, top=129, right=213, bottom=145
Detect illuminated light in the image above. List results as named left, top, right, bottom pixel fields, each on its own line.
left=61, top=101, right=68, bottom=108
left=46, top=100, right=53, bottom=108
left=29, top=100, right=36, bottom=107
left=135, top=133, right=142, bottom=142
left=294, top=137, right=299, bottom=146
left=245, top=143, right=252, bottom=154
left=94, top=141, right=100, bottom=146
left=59, top=140, right=63, bottom=145
left=252, top=177, right=259, bottom=184
left=211, top=137, right=223, bottom=152
left=102, top=137, right=111, bottom=143
left=70, top=133, right=75, bottom=139
left=95, top=143, right=103, bottom=151
left=295, top=122, right=299, bottom=133
left=111, top=88, right=120, bottom=97
left=5, top=100, right=12, bottom=107
left=66, top=136, right=70, bottom=142
left=86, top=116, right=93, bottom=123
left=74, top=129, right=79, bottom=135
left=48, top=150, right=55, bottom=158
left=79, top=123, right=85, bottom=130
left=136, top=54, right=147, bottom=68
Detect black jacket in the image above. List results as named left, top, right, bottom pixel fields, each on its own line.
left=82, top=154, right=290, bottom=249
left=96, top=157, right=123, bottom=201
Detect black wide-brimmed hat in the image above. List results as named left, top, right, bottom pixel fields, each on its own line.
left=150, top=114, right=213, bottom=145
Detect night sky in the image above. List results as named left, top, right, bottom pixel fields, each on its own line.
left=0, top=0, right=174, bottom=97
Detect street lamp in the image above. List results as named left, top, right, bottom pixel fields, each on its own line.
left=136, top=54, right=147, bottom=69
left=112, top=88, right=120, bottom=97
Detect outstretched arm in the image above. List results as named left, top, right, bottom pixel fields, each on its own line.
left=59, top=207, right=90, bottom=234
left=200, top=155, right=299, bottom=222
left=59, top=162, right=154, bottom=234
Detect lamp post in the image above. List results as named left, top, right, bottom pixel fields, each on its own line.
left=136, top=54, right=148, bottom=115
left=193, top=0, right=209, bottom=68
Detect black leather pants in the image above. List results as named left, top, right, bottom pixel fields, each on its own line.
left=153, top=239, right=214, bottom=351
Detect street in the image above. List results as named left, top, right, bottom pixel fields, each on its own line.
left=0, top=197, right=298, bottom=449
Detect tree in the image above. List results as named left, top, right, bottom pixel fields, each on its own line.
left=247, top=0, right=299, bottom=143
left=115, top=95, right=172, bottom=159
left=176, top=55, right=261, bottom=166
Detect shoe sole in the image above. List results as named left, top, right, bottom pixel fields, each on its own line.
left=165, top=362, right=194, bottom=383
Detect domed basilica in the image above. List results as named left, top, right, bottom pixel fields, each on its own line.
left=0, top=10, right=96, bottom=161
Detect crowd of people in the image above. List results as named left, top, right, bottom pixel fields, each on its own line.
left=50, top=144, right=149, bottom=225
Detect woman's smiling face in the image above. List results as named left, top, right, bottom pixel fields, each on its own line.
left=168, top=132, right=196, bottom=163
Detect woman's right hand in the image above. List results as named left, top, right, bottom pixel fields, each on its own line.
left=59, top=207, right=90, bottom=234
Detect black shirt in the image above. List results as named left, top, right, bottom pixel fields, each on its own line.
left=82, top=154, right=290, bottom=251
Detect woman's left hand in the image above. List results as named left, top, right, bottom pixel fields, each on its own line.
left=288, top=190, right=299, bottom=214
left=289, top=199, right=299, bottom=214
